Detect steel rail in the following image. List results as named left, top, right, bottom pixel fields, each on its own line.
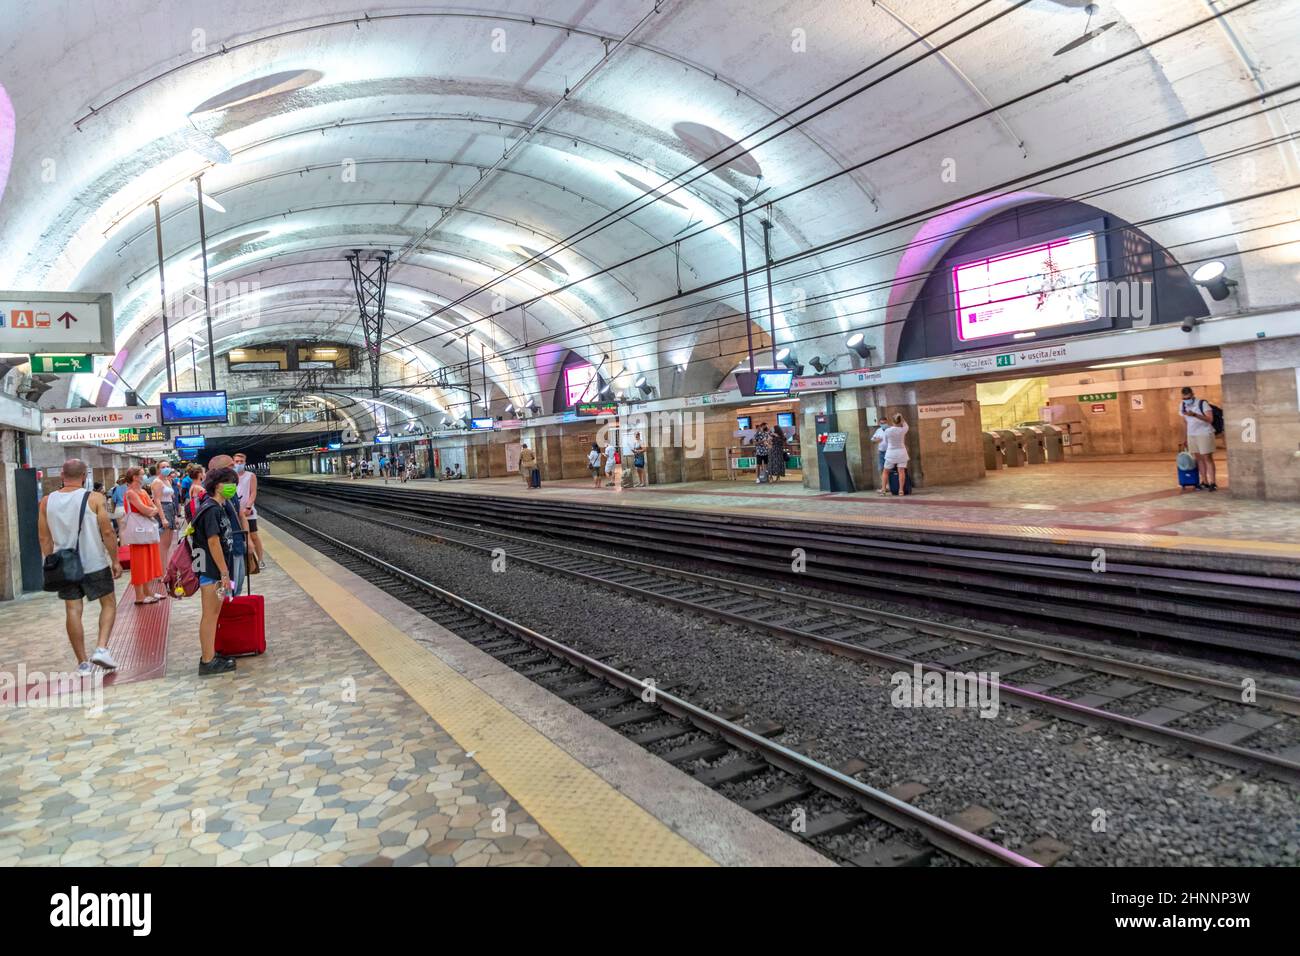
left=269, top=488, right=1300, bottom=786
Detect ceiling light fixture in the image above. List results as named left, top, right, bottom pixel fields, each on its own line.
left=846, top=333, right=873, bottom=360
left=200, top=192, right=226, bottom=214
left=1191, top=260, right=1237, bottom=301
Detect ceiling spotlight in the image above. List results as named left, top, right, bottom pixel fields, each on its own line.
left=525, top=398, right=540, bottom=414
left=809, top=356, right=830, bottom=374
left=599, top=381, right=613, bottom=395
left=846, top=333, right=873, bottom=360
left=200, top=192, right=226, bottom=214
left=634, top=375, right=647, bottom=388
left=504, top=403, right=514, bottom=414
left=776, top=349, right=803, bottom=375
left=1191, top=260, right=1237, bottom=301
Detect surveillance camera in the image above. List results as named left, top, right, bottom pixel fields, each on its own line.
left=1180, top=317, right=1199, bottom=333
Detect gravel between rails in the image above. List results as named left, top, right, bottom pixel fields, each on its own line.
left=268, top=493, right=1300, bottom=866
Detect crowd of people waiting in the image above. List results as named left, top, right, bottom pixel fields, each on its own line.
left=39, top=451, right=265, bottom=679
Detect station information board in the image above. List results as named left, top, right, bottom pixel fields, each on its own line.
left=0, top=291, right=115, bottom=355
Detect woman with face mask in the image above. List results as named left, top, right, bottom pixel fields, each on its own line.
left=191, top=467, right=240, bottom=676
left=150, top=461, right=177, bottom=565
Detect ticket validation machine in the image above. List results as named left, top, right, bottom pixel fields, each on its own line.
left=815, top=411, right=856, bottom=493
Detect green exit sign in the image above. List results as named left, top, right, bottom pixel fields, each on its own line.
left=1077, top=392, right=1118, bottom=403
left=995, top=354, right=1016, bottom=368
left=30, top=354, right=92, bottom=373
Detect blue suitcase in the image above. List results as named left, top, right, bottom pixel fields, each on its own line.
left=1176, top=452, right=1199, bottom=489
left=888, top=466, right=913, bottom=496
left=529, top=467, right=541, bottom=489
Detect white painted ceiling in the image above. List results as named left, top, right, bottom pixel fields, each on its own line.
left=0, top=0, right=1296, bottom=417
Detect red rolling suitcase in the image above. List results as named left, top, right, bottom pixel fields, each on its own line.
left=117, top=545, right=131, bottom=569
left=214, top=578, right=266, bottom=657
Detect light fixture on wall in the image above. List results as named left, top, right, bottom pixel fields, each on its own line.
left=525, top=398, right=540, bottom=415
left=1191, top=261, right=1237, bottom=301
left=808, top=356, right=831, bottom=374
left=634, top=376, right=655, bottom=397
left=846, top=333, right=873, bottom=360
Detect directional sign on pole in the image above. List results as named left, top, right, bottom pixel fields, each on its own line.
left=0, top=291, right=114, bottom=354
left=43, top=406, right=160, bottom=430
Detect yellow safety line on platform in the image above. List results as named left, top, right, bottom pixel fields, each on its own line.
left=260, top=527, right=715, bottom=867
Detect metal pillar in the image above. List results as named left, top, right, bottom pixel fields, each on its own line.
left=152, top=200, right=176, bottom=392
left=761, top=218, right=778, bottom=370
left=345, top=250, right=392, bottom=397
left=736, top=198, right=755, bottom=373
left=194, top=176, right=218, bottom=390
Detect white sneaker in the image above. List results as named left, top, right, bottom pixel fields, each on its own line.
left=91, top=646, right=118, bottom=670
left=75, top=661, right=94, bottom=678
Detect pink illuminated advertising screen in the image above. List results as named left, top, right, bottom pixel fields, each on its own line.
left=952, top=231, right=1101, bottom=343
left=564, top=363, right=597, bottom=406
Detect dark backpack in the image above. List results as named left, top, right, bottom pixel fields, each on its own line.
left=1203, top=400, right=1225, bottom=435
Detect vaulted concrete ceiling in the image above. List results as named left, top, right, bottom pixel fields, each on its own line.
left=0, top=0, right=1296, bottom=415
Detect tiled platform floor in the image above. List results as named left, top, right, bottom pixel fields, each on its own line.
left=290, top=454, right=1300, bottom=560
left=0, top=549, right=577, bottom=866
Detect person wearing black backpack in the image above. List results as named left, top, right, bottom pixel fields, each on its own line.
left=1180, top=387, right=1219, bottom=491
left=37, top=459, right=124, bottom=678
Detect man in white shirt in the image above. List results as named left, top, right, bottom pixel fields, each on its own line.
left=38, top=459, right=124, bottom=678
left=1179, top=387, right=1217, bottom=491
left=870, top=421, right=888, bottom=493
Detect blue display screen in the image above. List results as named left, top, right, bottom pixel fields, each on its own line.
left=470, top=418, right=495, bottom=430
left=777, top=412, right=795, bottom=429
left=159, top=390, right=228, bottom=425
left=737, top=415, right=752, bottom=429
left=175, top=435, right=206, bottom=450
left=754, top=370, right=794, bottom=394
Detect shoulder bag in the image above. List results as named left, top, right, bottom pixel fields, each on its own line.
left=42, top=491, right=90, bottom=591
left=120, top=490, right=160, bottom=546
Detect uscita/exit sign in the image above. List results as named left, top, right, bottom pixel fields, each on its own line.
left=29, top=354, right=93, bottom=373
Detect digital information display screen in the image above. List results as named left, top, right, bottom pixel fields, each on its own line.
left=159, top=390, right=229, bottom=426
left=174, top=435, right=206, bottom=450
left=777, top=412, right=795, bottom=429
left=575, top=401, right=617, bottom=418
left=470, top=418, right=495, bottom=430
left=736, top=415, right=752, bottom=430
left=952, top=230, right=1105, bottom=347
left=754, top=370, right=795, bottom=394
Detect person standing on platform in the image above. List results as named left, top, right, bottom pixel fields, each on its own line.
left=150, top=461, right=177, bottom=566
left=588, top=442, right=602, bottom=489
left=632, top=432, right=647, bottom=488
left=191, top=466, right=239, bottom=676
left=770, top=425, right=787, bottom=483
left=233, top=452, right=264, bottom=567
left=871, top=419, right=888, bottom=489
left=1180, top=387, right=1218, bottom=491
left=38, top=459, right=123, bottom=678
left=753, top=423, right=773, bottom=483
left=603, top=438, right=617, bottom=488
left=519, top=443, right=537, bottom=489
left=122, top=467, right=164, bottom=603
left=110, top=475, right=128, bottom=536
left=879, top=413, right=910, bottom=497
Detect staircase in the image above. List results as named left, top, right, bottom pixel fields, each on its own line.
left=979, top=378, right=1048, bottom=431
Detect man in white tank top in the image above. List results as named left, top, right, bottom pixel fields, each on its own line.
left=37, top=459, right=124, bottom=678
left=233, top=452, right=263, bottom=564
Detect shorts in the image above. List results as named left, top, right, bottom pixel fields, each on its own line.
left=878, top=449, right=887, bottom=470
left=58, top=565, right=115, bottom=603
left=590, top=467, right=601, bottom=477
left=162, top=501, right=176, bottom=526
left=1186, top=433, right=1215, bottom=455
left=755, top=453, right=769, bottom=464
left=247, top=518, right=259, bottom=533
left=883, top=452, right=909, bottom=469
left=633, top=456, right=645, bottom=468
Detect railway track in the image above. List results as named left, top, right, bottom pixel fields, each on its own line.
left=262, top=478, right=1300, bottom=664
left=262, top=505, right=1040, bottom=868
left=264, top=485, right=1300, bottom=787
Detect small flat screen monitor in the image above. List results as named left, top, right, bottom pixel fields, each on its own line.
left=754, top=370, right=795, bottom=394
left=159, top=390, right=229, bottom=426
left=470, top=417, right=495, bottom=430
left=736, top=415, right=752, bottom=430
left=175, top=435, right=206, bottom=451
left=374, top=434, right=392, bottom=444
left=777, top=412, right=795, bottom=430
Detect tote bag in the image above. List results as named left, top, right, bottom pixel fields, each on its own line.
left=120, top=491, right=160, bottom=546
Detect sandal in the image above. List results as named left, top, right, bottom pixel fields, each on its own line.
left=134, top=596, right=161, bottom=605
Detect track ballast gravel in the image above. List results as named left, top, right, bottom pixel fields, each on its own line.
left=265, top=493, right=1300, bottom=866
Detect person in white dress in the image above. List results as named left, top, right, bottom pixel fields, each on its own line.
left=879, top=413, right=910, bottom=497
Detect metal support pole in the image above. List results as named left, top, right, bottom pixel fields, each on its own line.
left=190, top=336, right=198, bottom=386
left=195, top=177, right=217, bottom=390
left=736, top=198, right=754, bottom=373
left=152, top=200, right=176, bottom=392
left=762, top=218, right=778, bottom=371
left=480, top=343, right=487, bottom=413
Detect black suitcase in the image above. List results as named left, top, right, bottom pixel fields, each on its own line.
left=888, top=466, right=913, bottom=496
left=529, top=467, right=541, bottom=488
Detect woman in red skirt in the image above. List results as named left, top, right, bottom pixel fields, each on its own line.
left=121, top=466, right=164, bottom=604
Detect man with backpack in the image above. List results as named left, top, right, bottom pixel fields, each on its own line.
left=1180, top=387, right=1219, bottom=491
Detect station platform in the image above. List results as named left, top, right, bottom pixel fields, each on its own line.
left=284, top=454, right=1300, bottom=563
left=0, top=523, right=825, bottom=867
